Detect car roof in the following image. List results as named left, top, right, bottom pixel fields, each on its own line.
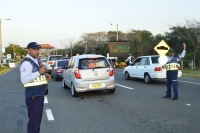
left=48, top=55, right=63, bottom=57
left=55, top=59, right=69, bottom=62
left=137, top=55, right=160, bottom=58
left=74, top=54, right=105, bottom=59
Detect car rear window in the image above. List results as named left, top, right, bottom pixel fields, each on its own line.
left=79, top=57, right=109, bottom=69
left=151, top=56, right=159, bottom=64
left=57, top=60, right=69, bottom=68
left=49, top=56, right=64, bottom=61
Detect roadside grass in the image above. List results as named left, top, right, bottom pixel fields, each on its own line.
left=0, top=66, right=10, bottom=74
left=182, top=69, right=200, bottom=78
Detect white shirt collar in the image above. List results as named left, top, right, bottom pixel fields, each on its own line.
left=26, top=54, right=39, bottom=66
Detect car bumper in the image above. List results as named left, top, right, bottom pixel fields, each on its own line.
left=74, top=79, right=116, bottom=92
left=55, top=73, right=63, bottom=78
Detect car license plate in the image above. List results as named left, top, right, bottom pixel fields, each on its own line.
left=92, top=83, right=102, bottom=88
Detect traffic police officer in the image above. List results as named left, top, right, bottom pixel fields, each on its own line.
left=20, top=42, right=50, bottom=133
left=163, top=43, right=186, bottom=100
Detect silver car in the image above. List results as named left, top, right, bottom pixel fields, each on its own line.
left=62, top=54, right=116, bottom=97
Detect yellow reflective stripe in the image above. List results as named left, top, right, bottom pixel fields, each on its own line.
left=165, top=63, right=179, bottom=71
left=24, top=75, right=47, bottom=87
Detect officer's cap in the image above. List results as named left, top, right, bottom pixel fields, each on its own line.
left=168, top=48, right=174, bottom=53
left=27, top=42, right=41, bottom=49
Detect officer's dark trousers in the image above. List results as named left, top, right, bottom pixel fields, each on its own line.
left=166, top=71, right=178, bottom=98
left=25, top=95, right=44, bottom=133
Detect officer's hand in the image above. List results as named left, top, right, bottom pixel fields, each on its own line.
left=38, top=66, right=47, bottom=74
left=45, top=73, right=51, bottom=81
left=183, top=43, right=186, bottom=50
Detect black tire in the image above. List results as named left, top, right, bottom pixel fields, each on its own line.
left=124, top=71, right=130, bottom=80
left=107, top=87, right=116, bottom=93
left=62, top=79, right=67, bottom=89
left=71, top=83, right=78, bottom=97
left=51, top=73, right=54, bottom=78
left=144, top=73, right=152, bottom=84
left=54, top=76, right=58, bottom=81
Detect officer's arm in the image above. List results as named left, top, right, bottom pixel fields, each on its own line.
left=20, top=61, right=40, bottom=84
left=177, top=50, right=186, bottom=62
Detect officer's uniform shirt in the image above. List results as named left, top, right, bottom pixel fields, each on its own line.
left=20, top=54, right=40, bottom=84
left=168, top=50, right=186, bottom=62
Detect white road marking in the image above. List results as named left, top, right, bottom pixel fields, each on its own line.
left=44, top=96, right=48, bottom=103
left=116, top=84, right=134, bottom=90
left=186, top=104, right=191, bottom=106
left=179, top=80, right=200, bottom=85
left=46, top=109, right=54, bottom=121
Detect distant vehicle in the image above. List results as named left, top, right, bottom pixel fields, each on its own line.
left=51, top=59, right=69, bottom=81
left=62, top=54, right=116, bottom=97
left=45, top=55, right=64, bottom=73
left=41, top=59, right=47, bottom=66
left=123, top=55, right=182, bottom=84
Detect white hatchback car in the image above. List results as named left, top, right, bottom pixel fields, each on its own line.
left=62, top=54, right=116, bottom=97
left=123, top=55, right=182, bottom=83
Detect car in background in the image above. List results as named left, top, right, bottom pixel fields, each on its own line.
left=51, top=59, right=69, bottom=81
left=45, top=55, right=64, bottom=73
left=62, top=54, right=116, bottom=97
left=41, top=59, right=47, bottom=66
left=123, top=55, right=182, bottom=84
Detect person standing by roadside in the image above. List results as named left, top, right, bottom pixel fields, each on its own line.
left=163, top=43, right=186, bottom=100
left=125, top=53, right=134, bottom=66
left=20, top=42, right=51, bottom=133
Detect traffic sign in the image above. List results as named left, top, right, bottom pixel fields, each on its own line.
left=154, top=40, right=170, bottom=55
left=7, top=54, right=11, bottom=59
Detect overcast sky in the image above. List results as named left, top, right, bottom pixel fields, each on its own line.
left=0, top=0, right=199, bottom=48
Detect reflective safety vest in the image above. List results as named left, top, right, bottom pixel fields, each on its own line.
left=165, top=55, right=180, bottom=71
left=24, top=75, right=47, bottom=87
left=20, top=57, right=48, bottom=98
left=165, top=63, right=179, bottom=70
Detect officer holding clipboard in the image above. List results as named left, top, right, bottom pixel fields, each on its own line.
left=20, top=42, right=50, bottom=133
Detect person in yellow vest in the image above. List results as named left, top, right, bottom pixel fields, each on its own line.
left=163, top=43, right=186, bottom=100
left=20, top=42, right=50, bottom=133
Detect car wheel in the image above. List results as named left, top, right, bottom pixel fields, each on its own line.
left=107, top=87, right=116, bottom=93
left=62, top=79, right=67, bottom=89
left=144, top=73, right=152, bottom=84
left=54, top=75, right=58, bottom=81
left=51, top=73, right=54, bottom=78
left=124, top=71, right=130, bottom=80
left=71, top=83, right=78, bottom=97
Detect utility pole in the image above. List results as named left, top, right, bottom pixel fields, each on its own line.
left=12, top=43, right=15, bottom=61
left=71, top=42, right=72, bottom=57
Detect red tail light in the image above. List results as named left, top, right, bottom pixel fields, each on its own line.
left=109, top=66, right=114, bottom=76
left=178, top=66, right=181, bottom=70
left=155, top=67, right=162, bottom=71
left=48, top=61, right=53, bottom=64
left=74, top=67, right=82, bottom=79
left=56, top=68, right=61, bottom=73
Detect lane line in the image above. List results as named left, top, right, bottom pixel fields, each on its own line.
left=46, top=109, right=54, bottom=121
left=114, top=71, right=200, bottom=85
left=44, top=96, right=48, bottom=103
left=116, top=84, right=134, bottom=90
left=179, top=80, right=200, bottom=85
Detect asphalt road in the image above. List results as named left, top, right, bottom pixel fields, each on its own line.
left=0, top=67, right=200, bottom=133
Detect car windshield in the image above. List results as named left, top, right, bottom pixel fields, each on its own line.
left=151, top=56, right=159, bottom=64
left=79, top=57, right=109, bottom=69
left=49, top=56, right=64, bottom=61
left=57, top=60, right=69, bottom=68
